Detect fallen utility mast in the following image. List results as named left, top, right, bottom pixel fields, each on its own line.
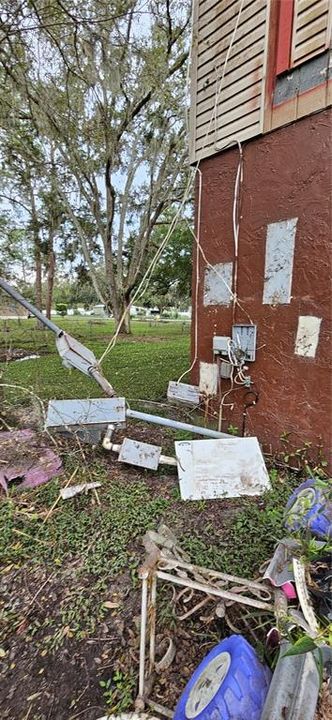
left=0, top=278, right=229, bottom=441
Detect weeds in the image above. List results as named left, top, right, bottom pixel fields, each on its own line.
left=100, top=670, right=136, bottom=711
left=181, top=471, right=299, bottom=577
left=0, top=468, right=170, bottom=649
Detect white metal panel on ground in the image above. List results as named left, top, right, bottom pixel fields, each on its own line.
left=167, top=381, right=200, bottom=406
left=190, top=0, right=269, bottom=162
left=175, top=437, right=271, bottom=500
left=46, top=398, right=126, bottom=428
left=263, top=218, right=298, bottom=305
left=295, top=316, right=322, bottom=357
left=118, top=438, right=161, bottom=470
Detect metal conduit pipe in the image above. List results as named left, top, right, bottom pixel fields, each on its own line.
left=126, top=408, right=231, bottom=439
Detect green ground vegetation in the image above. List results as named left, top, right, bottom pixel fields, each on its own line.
left=0, top=317, right=320, bottom=716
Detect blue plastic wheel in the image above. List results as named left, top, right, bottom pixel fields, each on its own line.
left=284, top=478, right=332, bottom=540
left=173, top=635, right=271, bottom=720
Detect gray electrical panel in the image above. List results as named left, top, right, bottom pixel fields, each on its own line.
left=232, top=324, right=257, bottom=362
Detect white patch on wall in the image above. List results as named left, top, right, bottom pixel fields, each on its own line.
left=263, top=218, right=298, bottom=305
left=295, top=316, right=321, bottom=358
left=203, top=262, right=233, bottom=306
left=199, top=362, right=218, bottom=396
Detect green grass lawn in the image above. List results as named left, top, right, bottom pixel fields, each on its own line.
left=1, top=317, right=191, bottom=402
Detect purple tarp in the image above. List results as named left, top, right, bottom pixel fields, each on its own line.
left=0, top=429, right=62, bottom=491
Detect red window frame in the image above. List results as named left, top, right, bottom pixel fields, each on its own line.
left=275, top=0, right=295, bottom=75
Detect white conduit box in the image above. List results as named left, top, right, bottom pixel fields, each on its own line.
left=212, top=336, right=231, bottom=356
left=167, top=381, right=200, bottom=407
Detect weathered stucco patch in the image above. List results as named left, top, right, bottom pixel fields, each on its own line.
left=199, top=362, right=219, bottom=396
left=263, top=218, right=297, bottom=304
left=295, top=316, right=322, bottom=358
left=203, top=262, right=233, bottom=306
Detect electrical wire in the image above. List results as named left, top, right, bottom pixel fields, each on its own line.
left=176, top=168, right=202, bottom=384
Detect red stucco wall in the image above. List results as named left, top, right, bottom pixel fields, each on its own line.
left=192, top=108, right=332, bottom=465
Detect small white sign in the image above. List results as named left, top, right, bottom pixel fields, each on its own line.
left=175, top=437, right=270, bottom=500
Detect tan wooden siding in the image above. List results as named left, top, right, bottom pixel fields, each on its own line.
left=292, top=0, right=331, bottom=66
left=190, top=0, right=269, bottom=163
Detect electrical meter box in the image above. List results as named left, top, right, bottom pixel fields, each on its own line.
left=213, top=336, right=231, bottom=356
left=232, top=324, right=257, bottom=362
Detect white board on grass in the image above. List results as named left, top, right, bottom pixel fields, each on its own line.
left=118, top=438, right=161, bottom=470
left=175, top=437, right=270, bottom=500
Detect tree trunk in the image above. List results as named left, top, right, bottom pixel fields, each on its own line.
left=34, top=233, right=43, bottom=329
left=46, top=145, right=56, bottom=320
left=114, top=296, right=131, bottom=334
left=46, top=243, right=55, bottom=319
left=29, top=179, right=44, bottom=329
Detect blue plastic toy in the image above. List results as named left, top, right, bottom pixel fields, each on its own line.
left=173, top=635, right=271, bottom=720
left=284, top=478, right=332, bottom=540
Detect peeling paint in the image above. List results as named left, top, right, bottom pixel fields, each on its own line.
left=263, top=218, right=297, bottom=305
left=203, top=262, right=233, bottom=306
left=295, top=316, right=322, bottom=358
left=199, top=362, right=219, bottom=396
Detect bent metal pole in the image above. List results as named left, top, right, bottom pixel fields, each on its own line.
left=0, top=277, right=62, bottom=335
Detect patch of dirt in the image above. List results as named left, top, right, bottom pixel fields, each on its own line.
left=0, top=347, right=50, bottom=362
left=0, top=565, right=140, bottom=720
left=1, top=403, right=43, bottom=431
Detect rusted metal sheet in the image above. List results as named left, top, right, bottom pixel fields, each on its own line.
left=263, top=218, right=297, bottom=305
left=167, top=381, right=200, bottom=406
left=175, top=437, right=271, bottom=500
left=118, top=438, right=161, bottom=470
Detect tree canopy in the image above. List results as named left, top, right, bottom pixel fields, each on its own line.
left=0, top=0, right=192, bottom=330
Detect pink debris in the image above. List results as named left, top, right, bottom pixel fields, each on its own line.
left=281, top=581, right=297, bottom=600
left=0, top=429, right=62, bottom=491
